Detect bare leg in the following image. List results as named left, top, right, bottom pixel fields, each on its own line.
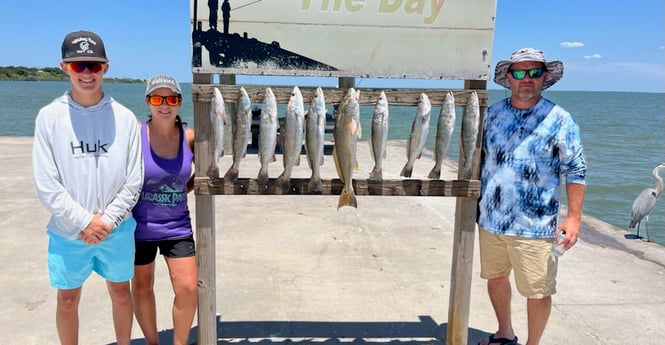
left=166, top=256, right=198, bottom=345
left=479, top=275, right=516, bottom=345
left=107, top=280, right=133, bottom=345
left=525, top=296, right=551, bottom=345
left=132, top=262, right=159, bottom=345
left=56, top=287, right=82, bottom=345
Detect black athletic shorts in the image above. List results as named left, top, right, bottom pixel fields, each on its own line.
left=134, top=235, right=196, bottom=265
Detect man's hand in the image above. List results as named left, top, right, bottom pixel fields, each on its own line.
left=556, top=216, right=580, bottom=251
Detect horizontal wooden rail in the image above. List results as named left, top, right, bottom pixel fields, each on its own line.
left=194, top=177, right=480, bottom=197
left=191, top=84, right=488, bottom=107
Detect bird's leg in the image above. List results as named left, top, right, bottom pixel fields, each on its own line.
left=636, top=223, right=641, bottom=239
left=645, top=215, right=650, bottom=242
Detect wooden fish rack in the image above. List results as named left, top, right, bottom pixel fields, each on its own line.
left=192, top=74, right=488, bottom=345
left=191, top=81, right=486, bottom=198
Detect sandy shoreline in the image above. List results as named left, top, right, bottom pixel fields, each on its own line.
left=3, top=135, right=665, bottom=344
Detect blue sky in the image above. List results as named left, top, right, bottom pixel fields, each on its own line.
left=0, top=0, right=663, bottom=92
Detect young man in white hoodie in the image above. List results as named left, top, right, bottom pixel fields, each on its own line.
left=32, top=30, right=143, bottom=345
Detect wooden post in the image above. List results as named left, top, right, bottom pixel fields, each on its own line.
left=446, top=80, right=487, bottom=345
left=193, top=73, right=217, bottom=344
left=335, top=77, right=355, bottom=116
left=338, top=77, right=355, bottom=89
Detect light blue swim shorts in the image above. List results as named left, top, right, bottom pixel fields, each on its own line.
left=47, top=217, right=136, bottom=289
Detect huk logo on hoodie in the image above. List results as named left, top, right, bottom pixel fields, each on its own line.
left=70, top=140, right=109, bottom=155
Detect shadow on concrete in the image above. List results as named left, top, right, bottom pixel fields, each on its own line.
left=116, top=315, right=492, bottom=345
left=624, top=233, right=640, bottom=240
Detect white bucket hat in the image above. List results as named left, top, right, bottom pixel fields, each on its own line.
left=494, top=48, right=564, bottom=90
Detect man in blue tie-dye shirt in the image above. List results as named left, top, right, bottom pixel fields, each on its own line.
left=476, top=48, right=587, bottom=345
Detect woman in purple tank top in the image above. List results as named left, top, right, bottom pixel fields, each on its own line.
left=131, top=75, right=197, bottom=345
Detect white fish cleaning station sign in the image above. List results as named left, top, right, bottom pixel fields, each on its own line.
left=191, top=0, right=497, bottom=80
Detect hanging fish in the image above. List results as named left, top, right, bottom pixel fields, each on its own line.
left=276, top=86, right=305, bottom=193
left=257, top=87, right=278, bottom=187
left=369, top=91, right=389, bottom=181
left=305, top=87, right=327, bottom=193
left=333, top=88, right=361, bottom=209
left=428, top=91, right=455, bottom=179
left=460, top=90, right=479, bottom=180
left=207, top=87, right=227, bottom=178
left=400, top=93, right=431, bottom=178
left=224, top=86, right=252, bottom=181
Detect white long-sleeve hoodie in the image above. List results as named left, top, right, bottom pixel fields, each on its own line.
left=33, top=92, right=143, bottom=240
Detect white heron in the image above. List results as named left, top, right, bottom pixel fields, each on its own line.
left=629, top=162, right=665, bottom=241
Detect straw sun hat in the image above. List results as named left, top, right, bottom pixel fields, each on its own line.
left=494, top=48, right=564, bottom=90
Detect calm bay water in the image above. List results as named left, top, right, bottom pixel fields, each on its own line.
left=2, top=80, right=664, bottom=246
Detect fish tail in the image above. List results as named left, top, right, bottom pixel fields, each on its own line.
left=461, top=166, right=472, bottom=180
left=337, top=186, right=358, bottom=209
left=400, top=163, right=412, bottom=178
left=308, top=177, right=323, bottom=194
left=257, top=167, right=269, bottom=186
left=368, top=167, right=383, bottom=181
left=223, top=167, right=239, bottom=182
left=276, top=173, right=291, bottom=194
left=207, top=164, right=219, bottom=179
left=428, top=166, right=440, bottom=179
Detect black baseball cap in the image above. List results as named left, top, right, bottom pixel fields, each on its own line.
left=61, top=30, right=108, bottom=63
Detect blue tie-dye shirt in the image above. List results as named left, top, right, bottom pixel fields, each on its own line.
left=478, top=97, right=586, bottom=238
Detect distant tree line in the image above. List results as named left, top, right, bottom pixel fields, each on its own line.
left=0, top=66, right=144, bottom=83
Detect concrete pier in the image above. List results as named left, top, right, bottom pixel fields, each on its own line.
left=3, top=136, right=664, bottom=345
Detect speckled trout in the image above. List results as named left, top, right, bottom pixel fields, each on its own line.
left=460, top=90, right=479, bottom=179
left=428, top=91, right=455, bottom=179
left=305, top=87, right=326, bottom=193
left=207, top=87, right=227, bottom=178
left=333, top=88, right=361, bottom=209
left=224, top=86, right=252, bottom=181
left=369, top=91, right=389, bottom=181
left=400, top=93, right=431, bottom=178
left=257, top=87, right=278, bottom=187
left=276, top=86, right=305, bottom=193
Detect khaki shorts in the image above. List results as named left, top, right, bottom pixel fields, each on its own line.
left=478, top=227, right=557, bottom=299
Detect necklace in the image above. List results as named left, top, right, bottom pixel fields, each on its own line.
left=506, top=99, right=532, bottom=139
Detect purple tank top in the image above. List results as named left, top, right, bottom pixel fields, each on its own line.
left=133, top=121, right=193, bottom=241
